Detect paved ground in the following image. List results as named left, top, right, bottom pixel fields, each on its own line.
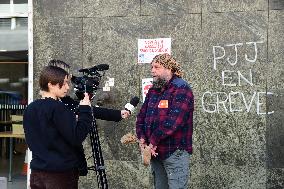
left=0, top=150, right=27, bottom=189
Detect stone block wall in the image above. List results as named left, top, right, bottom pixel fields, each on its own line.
left=33, top=0, right=283, bottom=188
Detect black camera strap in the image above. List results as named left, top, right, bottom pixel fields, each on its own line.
left=89, top=107, right=108, bottom=189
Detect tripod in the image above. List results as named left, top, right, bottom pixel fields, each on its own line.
left=60, top=96, right=108, bottom=188
left=88, top=108, right=108, bottom=189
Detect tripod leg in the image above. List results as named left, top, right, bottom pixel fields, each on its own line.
left=89, top=120, right=108, bottom=189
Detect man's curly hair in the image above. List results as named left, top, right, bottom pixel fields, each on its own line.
left=151, top=53, right=183, bottom=78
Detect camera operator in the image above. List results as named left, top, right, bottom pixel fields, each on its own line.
left=48, top=59, right=130, bottom=120
left=23, top=66, right=92, bottom=189
left=48, top=59, right=131, bottom=177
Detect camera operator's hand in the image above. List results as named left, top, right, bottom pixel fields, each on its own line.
left=79, top=93, right=91, bottom=106
left=121, top=110, right=130, bottom=119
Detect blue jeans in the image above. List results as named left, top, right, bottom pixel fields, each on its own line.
left=151, top=150, right=190, bottom=189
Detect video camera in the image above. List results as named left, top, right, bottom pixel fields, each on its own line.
left=71, top=64, right=109, bottom=100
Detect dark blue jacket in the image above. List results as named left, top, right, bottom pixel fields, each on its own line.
left=23, top=97, right=92, bottom=172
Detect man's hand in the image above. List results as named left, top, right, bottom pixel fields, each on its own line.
left=139, top=138, right=146, bottom=151
left=139, top=139, right=158, bottom=157
left=149, top=143, right=158, bottom=157
left=121, top=110, right=130, bottom=119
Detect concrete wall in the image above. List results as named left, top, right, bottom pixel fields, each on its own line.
left=33, top=0, right=283, bottom=188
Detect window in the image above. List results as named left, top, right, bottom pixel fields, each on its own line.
left=0, top=0, right=28, bottom=15
left=0, top=18, right=11, bottom=28
left=14, top=0, right=28, bottom=4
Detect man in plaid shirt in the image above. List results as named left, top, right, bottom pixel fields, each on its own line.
left=136, top=53, right=194, bottom=189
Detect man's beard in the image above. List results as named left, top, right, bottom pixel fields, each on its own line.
left=152, top=78, right=167, bottom=90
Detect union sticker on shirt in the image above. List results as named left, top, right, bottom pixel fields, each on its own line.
left=158, top=100, right=168, bottom=108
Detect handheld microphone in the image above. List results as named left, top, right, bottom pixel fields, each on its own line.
left=125, top=96, right=140, bottom=114
left=79, top=64, right=109, bottom=74
left=93, top=64, right=109, bottom=71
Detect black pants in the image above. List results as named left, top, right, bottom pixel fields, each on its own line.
left=30, top=169, right=79, bottom=189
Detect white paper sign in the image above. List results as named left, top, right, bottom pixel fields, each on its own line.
left=138, top=38, right=171, bottom=63
left=103, top=86, right=110, bottom=91
left=108, top=78, right=114, bottom=86
left=142, top=78, right=153, bottom=102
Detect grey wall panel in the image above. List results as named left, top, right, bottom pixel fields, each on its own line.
left=141, top=0, right=201, bottom=15
left=203, top=0, right=268, bottom=12
left=33, top=0, right=84, bottom=18
left=267, top=168, right=284, bottom=189
left=33, top=17, right=84, bottom=101
left=33, top=18, right=83, bottom=70
left=190, top=165, right=266, bottom=189
left=269, top=0, right=284, bottom=10
left=191, top=11, right=268, bottom=188
left=84, top=0, right=140, bottom=17
left=34, top=0, right=140, bottom=18
left=267, top=10, right=284, bottom=91
left=267, top=11, right=284, bottom=186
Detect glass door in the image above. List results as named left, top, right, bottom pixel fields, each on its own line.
left=0, top=0, right=28, bottom=188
